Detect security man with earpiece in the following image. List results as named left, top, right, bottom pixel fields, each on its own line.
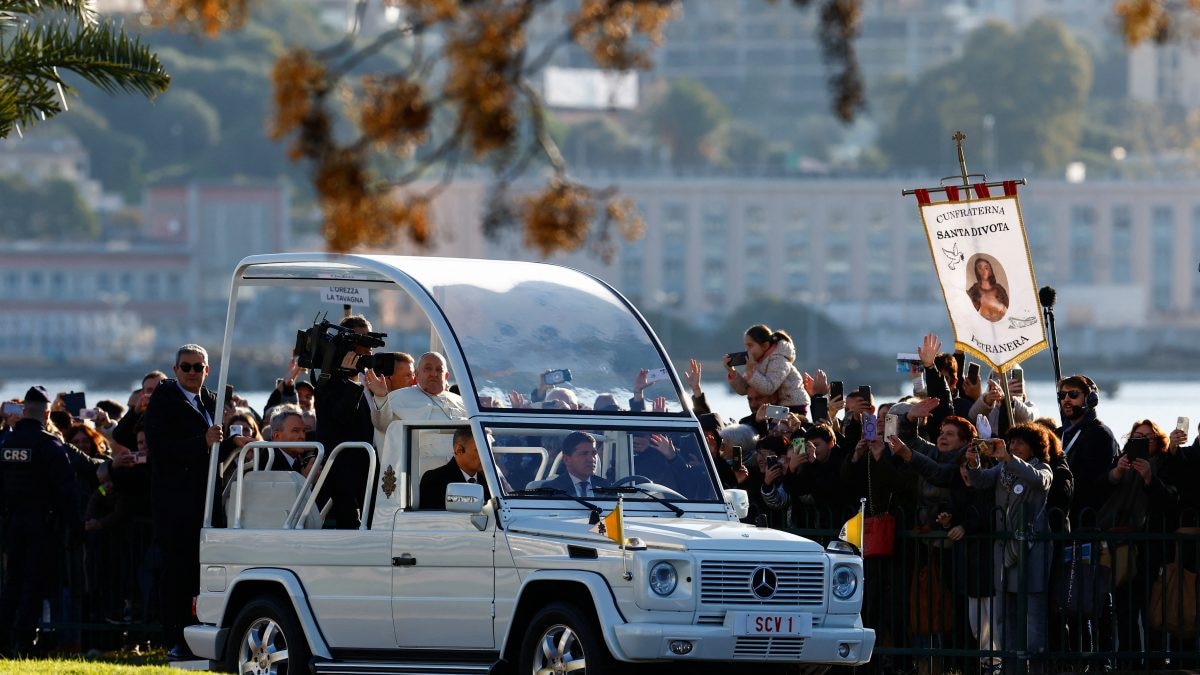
left=1054, top=374, right=1119, bottom=528
left=0, top=386, right=79, bottom=657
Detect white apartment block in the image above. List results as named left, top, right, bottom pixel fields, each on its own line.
left=414, top=177, right=1200, bottom=337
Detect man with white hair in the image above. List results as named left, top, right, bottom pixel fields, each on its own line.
left=367, top=352, right=467, bottom=427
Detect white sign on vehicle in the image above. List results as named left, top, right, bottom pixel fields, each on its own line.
left=732, top=611, right=813, bottom=637
left=322, top=286, right=370, bottom=307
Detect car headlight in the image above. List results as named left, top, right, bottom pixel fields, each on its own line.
left=649, top=561, right=678, bottom=596
left=831, top=564, right=858, bottom=600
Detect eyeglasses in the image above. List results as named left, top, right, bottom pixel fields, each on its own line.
left=1056, top=390, right=1083, bottom=402
left=1129, top=432, right=1150, bottom=439
left=176, top=362, right=206, bottom=373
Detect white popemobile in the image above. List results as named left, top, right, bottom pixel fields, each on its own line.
left=184, top=253, right=874, bottom=675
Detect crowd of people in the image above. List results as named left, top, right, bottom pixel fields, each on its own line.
left=684, top=325, right=1200, bottom=674
left=2, top=317, right=1199, bottom=674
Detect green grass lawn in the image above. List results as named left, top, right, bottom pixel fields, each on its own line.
left=0, top=647, right=216, bottom=674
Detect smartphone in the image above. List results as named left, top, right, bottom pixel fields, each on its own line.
left=2, top=401, right=23, bottom=416
left=225, top=384, right=235, bottom=404
left=972, top=438, right=991, bottom=455
left=543, top=369, right=572, bottom=385
left=862, top=413, right=878, bottom=441
left=790, top=437, right=808, bottom=455
left=1125, top=436, right=1149, bottom=462
left=229, top=423, right=245, bottom=437
left=645, top=367, right=669, bottom=384
left=80, top=408, right=97, bottom=420
left=765, top=404, right=789, bottom=421
left=765, top=454, right=781, bottom=470
left=857, top=385, right=872, bottom=400
left=1177, top=417, right=1190, bottom=433
left=810, top=396, right=829, bottom=422
left=884, top=414, right=898, bottom=441
left=134, top=451, right=148, bottom=465
left=895, top=352, right=922, bottom=373
left=1009, top=368, right=1024, bottom=387
left=731, top=445, right=744, bottom=466
left=966, top=362, right=981, bottom=384
left=829, top=381, right=843, bottom=399
left=61, top=391, right=86, bottom=416
left=727, top=351, right=749, bottom=367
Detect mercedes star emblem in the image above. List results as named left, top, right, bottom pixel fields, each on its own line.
left=750, top=566, right=778, bottom=599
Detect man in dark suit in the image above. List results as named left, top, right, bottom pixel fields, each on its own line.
left=143, top=344, right=222, bottom=661
left=261, top=407, right=315, bottom=474
left=420, top=427, right=489, bottom=509
left=546, top=432, right=612, bottom=497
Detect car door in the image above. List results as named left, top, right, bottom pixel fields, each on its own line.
left=391, top=425, right=496, bottom=649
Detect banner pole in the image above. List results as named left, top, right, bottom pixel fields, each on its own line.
left=953, top=130, right=971, bottom=188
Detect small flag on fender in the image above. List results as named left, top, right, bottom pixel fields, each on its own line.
left=839, top=511, right=862, bottom=548
left=591, top=500, right=626, bottom=546
left=839, top=499, right=865, bottom=550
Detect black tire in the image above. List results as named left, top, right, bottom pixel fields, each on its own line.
left=518, top=601, right=614, bottom=675
left=224, top=595, right=312, bottom=675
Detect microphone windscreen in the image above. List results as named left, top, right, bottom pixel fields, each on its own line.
left=1039, top=286, right=1056, bottom=308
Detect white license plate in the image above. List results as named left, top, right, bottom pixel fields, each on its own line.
left=732, top=611, right=813, bottom=637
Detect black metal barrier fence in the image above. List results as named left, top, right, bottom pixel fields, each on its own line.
left=10, top=505, right=1200, bottom=672
left=18, top=516, right=163, bottom=652
left=789, top=504, right=1200, bottom=674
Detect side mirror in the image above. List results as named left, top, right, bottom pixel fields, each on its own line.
left=446, top=482, right=485, bottom=513
left=724, top=488, right=750, bottom=519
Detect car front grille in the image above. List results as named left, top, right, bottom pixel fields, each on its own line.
left=733, top=635, right=806, bottom=658
left=699, top=560, right=825, bottom=606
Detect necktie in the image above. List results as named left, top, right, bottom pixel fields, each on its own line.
left=467, top=476, right=477, bottom=484
left=577, top=480, right=590, bottom=497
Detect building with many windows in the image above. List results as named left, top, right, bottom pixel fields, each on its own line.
left=0, top=182, right=290, bottom=365
left=410, top=175, right=1200, bottom=357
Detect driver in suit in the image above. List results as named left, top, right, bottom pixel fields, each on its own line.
left=546, top=431, right=612, bottom=498
left=419, top=427, right=489, bottom=509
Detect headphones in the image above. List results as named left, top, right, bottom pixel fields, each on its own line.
left=1077, top=375, right=1100, bottom=408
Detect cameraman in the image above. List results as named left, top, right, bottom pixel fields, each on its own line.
left=314, top=315, right=378, bottom=529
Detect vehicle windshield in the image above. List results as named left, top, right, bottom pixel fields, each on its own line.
left=392, top=257, right=685, bottom=414
left=487, top=424, right=721, bottom=503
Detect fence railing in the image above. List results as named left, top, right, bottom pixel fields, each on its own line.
left=14, top=504, right=1200, bottom=672
left=789, top=503, right=1200, bottom=674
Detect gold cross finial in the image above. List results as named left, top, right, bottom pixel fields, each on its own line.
left=953, top=130, right=966, bottom=147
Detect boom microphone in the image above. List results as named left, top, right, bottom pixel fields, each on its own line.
left=1039, top=286, right=1056, bottom=309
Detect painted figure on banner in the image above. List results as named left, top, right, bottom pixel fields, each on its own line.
left=966, top=255, right=1009, bottom=322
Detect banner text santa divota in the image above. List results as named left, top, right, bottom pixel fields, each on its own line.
left=918, top=195, right=1047, bottom=371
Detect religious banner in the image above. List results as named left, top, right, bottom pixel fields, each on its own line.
left=917, top=193, right=1046, bottom=371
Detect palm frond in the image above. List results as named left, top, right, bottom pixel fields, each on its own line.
left=0, top=1, right=97, bottom=26
left=0, top=20, right=169, bottom=98
left=0, top=76, right=66, bottom=136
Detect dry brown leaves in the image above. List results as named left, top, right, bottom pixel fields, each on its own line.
left=444, top=4, right=528, bottom=157
left=142, top=0, right=250, bottom=36
left=358, top=76, right=431, bottom=152
left=1115, top=0, right=1170, bottom=43
left=570, top=0, right=676, bottom=71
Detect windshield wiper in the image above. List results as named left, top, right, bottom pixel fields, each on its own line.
left=510, top=487, right=604, bottom=524
left=594, top=485, right=685, bottom=518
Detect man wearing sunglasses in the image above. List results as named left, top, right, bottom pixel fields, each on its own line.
left=1055, top=374, right=1119, bottom=527
left=143, top=344, right=223, bottom=661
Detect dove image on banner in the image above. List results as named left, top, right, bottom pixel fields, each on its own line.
left=918, top=195, right=1047, bottom=371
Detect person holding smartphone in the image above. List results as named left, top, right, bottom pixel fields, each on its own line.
left=778, top=424, right=853, bottom=529
left=725, top=324, right=810, bottom=413
left=966, top=365, right=1040, bottom=439
left=964, top=425, right=1054, bottom=672
left=1101, top=420, right=1181, bottom=666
